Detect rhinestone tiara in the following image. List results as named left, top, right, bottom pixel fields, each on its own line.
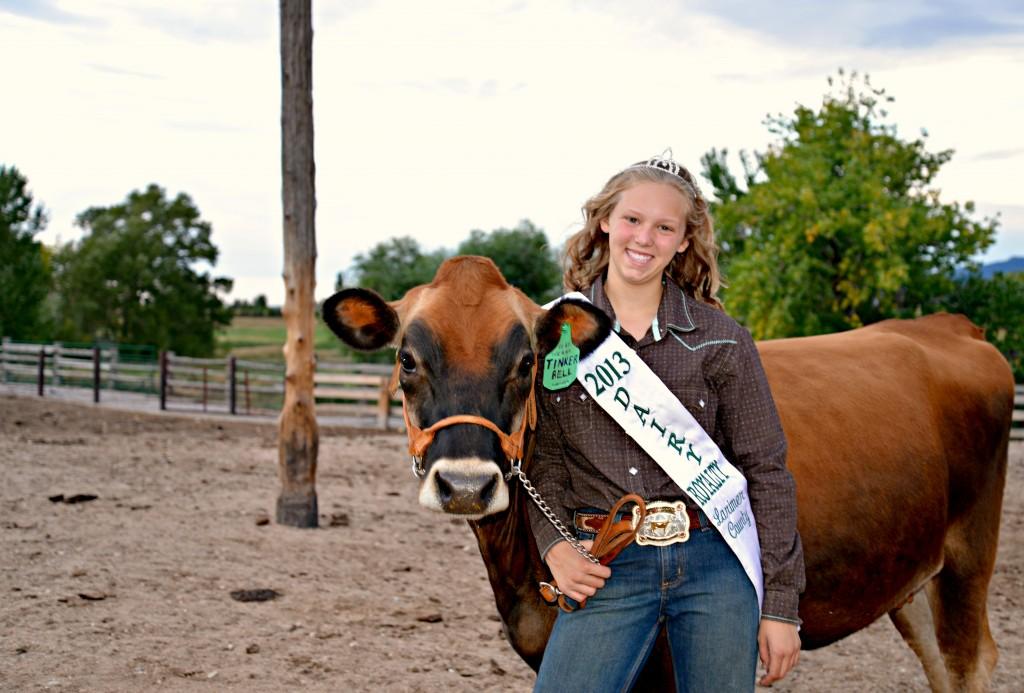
left=626, top=148, right=701, bottom=199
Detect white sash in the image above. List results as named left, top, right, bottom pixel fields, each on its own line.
left=556, top=293, right=764, bottom=608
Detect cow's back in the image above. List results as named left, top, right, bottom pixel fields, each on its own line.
left=755, top=312, right=1014, bottom=648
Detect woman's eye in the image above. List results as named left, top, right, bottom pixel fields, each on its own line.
left=626, top=216, right=639, bottom=224
left=659, top=224, right=674, bottom=233
left=399, top=350, right=416, bottom=373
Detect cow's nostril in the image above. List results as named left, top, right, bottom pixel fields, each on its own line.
left=479, top=473, right=498, bottom=506
left=435, top=473, right=454, bottom=505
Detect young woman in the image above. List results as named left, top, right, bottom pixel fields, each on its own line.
left=529, top=151, right=804, bottom=691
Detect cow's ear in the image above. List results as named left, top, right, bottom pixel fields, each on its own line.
left=536, top=298, right=612, bottom=358
left=322, top=288, right=399, bottom=351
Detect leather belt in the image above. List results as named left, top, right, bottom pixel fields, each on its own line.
left=576, top=500, right=701, bottom=546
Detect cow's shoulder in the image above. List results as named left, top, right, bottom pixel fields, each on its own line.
left=866, top=313, right=1012, bottom=393
left=867, top=312, right=984, bottom=345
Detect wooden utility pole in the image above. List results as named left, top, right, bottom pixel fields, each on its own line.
left=277, top=0, right=319, bottom=527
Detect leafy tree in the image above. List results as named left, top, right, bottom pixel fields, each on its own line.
left=0, top=165, right=52, bottom=339
left=702, top=71, right=998, bottom=339
left=52, top=184, right=233, bottom=355
left=349, top=236, right=448, bottom=301
left=456, top=220, right=562, bottom=303
left=936, top=271, right=1024, bottom=381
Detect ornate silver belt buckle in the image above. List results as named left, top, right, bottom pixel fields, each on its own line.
left=632, top=500, right=690, bottom=546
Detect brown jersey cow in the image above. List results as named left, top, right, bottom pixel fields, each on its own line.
left=323, top=256, right=1014, bottom=692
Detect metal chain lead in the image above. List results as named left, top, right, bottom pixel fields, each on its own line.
left=510, top=460, right=600, bottom=565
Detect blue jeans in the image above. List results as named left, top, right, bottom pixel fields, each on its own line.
left=534, top=510, right=759, bottom=693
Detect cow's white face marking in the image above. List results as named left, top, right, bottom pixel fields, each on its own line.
left=417, top=457, right=509, bottom=519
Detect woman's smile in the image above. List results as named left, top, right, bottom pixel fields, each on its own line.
left=601, top=181, right=690, bottom=290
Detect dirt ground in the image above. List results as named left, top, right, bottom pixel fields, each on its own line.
left=1, top=394, right=1021, bottom=692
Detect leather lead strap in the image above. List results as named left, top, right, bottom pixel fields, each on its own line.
left=545, top=494, right=647, bottom=613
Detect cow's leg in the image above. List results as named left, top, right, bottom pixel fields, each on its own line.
left=929, top=436, right=1005, bottom=693
left=929, top=533, right=1000, bottom=693
left=889, top=584, right=951, bottom=693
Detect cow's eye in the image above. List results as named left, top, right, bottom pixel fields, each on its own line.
left=518, top=353, right=535, bottom=377
left=399, top=350, right=416, bottom=373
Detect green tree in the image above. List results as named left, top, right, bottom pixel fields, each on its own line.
left=0, top=165, right=52, bottom=339
left=456, top=220, right=562, bottom=303
left=702, top=71, right=998, bottom=339
left=52, top=184, right=233, bottom=355
left=937, top=271, right=1024, bottom=381
left=349, top=236, right=448, bottom=301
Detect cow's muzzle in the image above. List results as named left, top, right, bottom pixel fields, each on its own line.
left=417, top=457, right=508, bottom=518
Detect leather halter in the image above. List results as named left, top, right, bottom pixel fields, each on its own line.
left=397, top=362, right=539, bottom=473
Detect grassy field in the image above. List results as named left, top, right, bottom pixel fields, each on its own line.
left=216, top=316, right=352, bottom=361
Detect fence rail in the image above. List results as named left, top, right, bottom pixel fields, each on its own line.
left=4, top=338, right=1021, bottom=436
left=2, top=338, right=160, bottom=401
left=1, top=339, right=400, bottom=429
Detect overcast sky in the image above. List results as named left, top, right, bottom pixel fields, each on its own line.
left=2, top=0, right=1022, bottom=304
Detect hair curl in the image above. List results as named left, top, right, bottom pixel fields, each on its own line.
left=563, top=164, right=724, bottom=310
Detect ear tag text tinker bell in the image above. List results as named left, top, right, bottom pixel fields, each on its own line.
left=543, top=323, right=580, bottom=390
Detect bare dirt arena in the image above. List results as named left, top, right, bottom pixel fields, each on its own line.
left=1, top=393, right=1021, bottom=692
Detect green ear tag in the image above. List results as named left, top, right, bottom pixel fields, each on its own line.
left=542, top=323, right=580, bottom=390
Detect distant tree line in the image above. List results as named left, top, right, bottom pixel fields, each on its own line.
left=700, top=71, right=1022, bottom=379
left=343, top=219, right=562, bottom=305
left=1, top=170, right=233, bottom=356
left=232, top=294, right=281, bottom=317
left=345, top=73, right=1022, bottom=378
left=0, top=166, right=562, bottom=359
left=3, top=72, right=1022, bottom=374
left=329, top=221, right=562, bottom=363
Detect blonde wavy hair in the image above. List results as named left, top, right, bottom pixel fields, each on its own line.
left=563, top=163, right=724, bottom=310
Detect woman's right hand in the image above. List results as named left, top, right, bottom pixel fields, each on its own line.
left=544, top=540, right=612, bottom=603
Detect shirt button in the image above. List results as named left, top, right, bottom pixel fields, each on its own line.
left=555, top=396, right=561, bottom=403
left=699, top=399, right=705, bottom=408
left=629, top=467, right=638, bottom=476
left=579, top=393, right=587, bottom=401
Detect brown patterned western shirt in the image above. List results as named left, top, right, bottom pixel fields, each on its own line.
left=527, top=274, right=806, bottom=623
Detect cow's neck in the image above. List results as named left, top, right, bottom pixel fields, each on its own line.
left=468, top=481, right=554, bottom=669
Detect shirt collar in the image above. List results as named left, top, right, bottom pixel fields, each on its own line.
left=588, top=273, right=698, bottom=345
left=663, top=276, right=698, bottom=334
